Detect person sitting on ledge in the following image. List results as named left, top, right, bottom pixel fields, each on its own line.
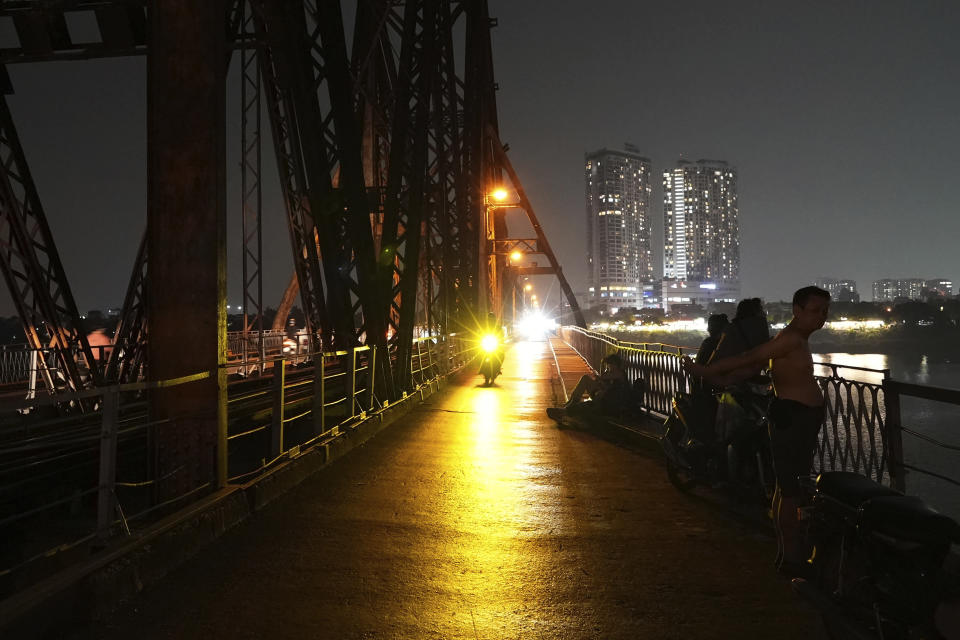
left=547, top=353, right=629, bottom=421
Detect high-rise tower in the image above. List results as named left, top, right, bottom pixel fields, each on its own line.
left=584, top=147, right=654, bottom=311
left=662, top=159, right=740, bottom=310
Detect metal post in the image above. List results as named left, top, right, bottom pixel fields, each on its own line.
left=217, top=362, right=227, bottom=489
left=313, top=352, right=326, bottom=435
left=881, top=379, right=906, bottom=492
left=271, top=357, right=285, bottom=458
left=367, top=346, right=377, bottom=411
left=97, top=387, right=119, bottom=540
left=426, top=337, right=434, bottom=382
left=347, top=347, right=357, bottom=418
left=26, top=348, right=37, bottom=402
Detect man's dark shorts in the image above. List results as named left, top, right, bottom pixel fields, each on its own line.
left=769, top=398, right=824, bottom=496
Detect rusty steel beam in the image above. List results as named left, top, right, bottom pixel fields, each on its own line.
left=0, top=93, right=101, bottom=401
left=379, top=0, right=439, bottom=390
left=463, top=0, right=501, bottom=323
left=105, top=231, right=146, bottom=384
left=487, top=125, right=587, bottom=328
left=146, top=0, right=228, bottom=496
left=0, top=1, right=148, bottom=64
left=239, top=0, right=264, bottom=368
left=251, top=0, right=331, bottom=350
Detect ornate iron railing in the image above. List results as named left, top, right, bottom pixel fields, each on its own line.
left=560, top=326, right=960, bottom=495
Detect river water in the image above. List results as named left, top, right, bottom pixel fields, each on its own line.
left=815, top=352, right=960, bottom=521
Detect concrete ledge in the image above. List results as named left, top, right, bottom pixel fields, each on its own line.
left=0, top=374, right=450, bottom=637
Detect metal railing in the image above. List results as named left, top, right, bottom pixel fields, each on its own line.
left=560, top=327, right=695, bottom=417
left=559, top=326, right=960, bottom=495
left=0, top=332, right=477, bottom=591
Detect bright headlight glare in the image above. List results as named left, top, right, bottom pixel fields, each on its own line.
left=481, top=334, right=498, bottom=352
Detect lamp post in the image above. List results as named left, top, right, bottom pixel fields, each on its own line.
left=481, top=188, right=518, bottom=321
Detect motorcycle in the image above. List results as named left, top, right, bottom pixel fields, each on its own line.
left=660, top=383, right=775, bottom=504
left=478, top=333, right=503, bottom=386
left=792, top=471, right=960, bottom=640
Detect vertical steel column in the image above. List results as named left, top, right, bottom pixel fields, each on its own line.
left=463, top=0, right=501, bottom=320
left=240, top=0, right=264, bottom=374
left=106, top=232, right=147, bottom=384
left=147, top=0, right=228, bottom=497
left=379, top=0, right=439, bottom=392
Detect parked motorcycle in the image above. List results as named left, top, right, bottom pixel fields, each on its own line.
left=660, top=384, right=775, bottom=504
left=478, top=333, right=503, bottom=386
left=792, top=471, right=960, bottom=640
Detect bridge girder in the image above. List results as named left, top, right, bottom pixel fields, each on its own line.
left=0, top=0, right=583, bottom=407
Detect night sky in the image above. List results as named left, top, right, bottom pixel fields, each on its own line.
left=0, top=1, right=958, bottom=317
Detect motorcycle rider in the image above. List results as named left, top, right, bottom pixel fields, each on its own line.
left=479, top=312, right=505, bottom=382
left=683, top=286, right=830, bottom=575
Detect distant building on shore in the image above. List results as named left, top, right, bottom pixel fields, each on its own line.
left=815, top=278, right=860, bottom=303
left=662, top=159, right=740, bottom=311
left=872, top=278, right=952, bottom=301
left=923, top=278, right=953, bottom=298
left=584, top=146, right=655, bottom=311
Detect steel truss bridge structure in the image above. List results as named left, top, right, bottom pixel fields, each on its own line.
left=0, top=1, right=583, bottom=496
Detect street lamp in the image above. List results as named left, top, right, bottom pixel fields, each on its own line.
left=481, top=188, right=519, bottom=319
left=510, top=250, right=522, bottom=263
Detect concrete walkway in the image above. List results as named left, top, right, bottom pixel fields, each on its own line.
left=92, top=340, right=826, bottom=639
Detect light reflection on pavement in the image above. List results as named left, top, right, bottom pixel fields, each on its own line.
left=96, top=340, right=827, bottom=640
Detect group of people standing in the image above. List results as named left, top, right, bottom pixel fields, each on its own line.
left=547, top=286, right=832, bottom=576
left=683, top=286, right=831, bottom=575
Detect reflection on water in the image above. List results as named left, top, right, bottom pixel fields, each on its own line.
left=815, top=352, right=960, bottom=521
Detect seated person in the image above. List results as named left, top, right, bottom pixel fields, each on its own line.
left=548, top=353, right=629, bottom=419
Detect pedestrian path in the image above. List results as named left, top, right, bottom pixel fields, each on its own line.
left=547, top=334, right=595, bottom=405
left=95, top=340, right=826, bottom=639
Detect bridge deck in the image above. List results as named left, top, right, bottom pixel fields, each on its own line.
left=95, top=340, right=825, bottom=639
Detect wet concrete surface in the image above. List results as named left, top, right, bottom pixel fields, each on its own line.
left=93, top=340, right=826, bottom=639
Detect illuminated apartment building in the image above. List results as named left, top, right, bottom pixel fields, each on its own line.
left=815, top=278, right=860, bottom=303
left=873, top=278, right=953, bottom=301
left=662, top=159, right=740, bottom=310
left=584, top=146, right=654, bottom=310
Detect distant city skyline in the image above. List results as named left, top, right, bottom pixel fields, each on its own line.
left=493, top=2, right=959, bottom=310
left=0, top=2, right=957, bottom=318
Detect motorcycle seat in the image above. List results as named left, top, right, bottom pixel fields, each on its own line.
left=858, top=495, right=960, bottom=546
left=816, top=471, right=900, bottom=507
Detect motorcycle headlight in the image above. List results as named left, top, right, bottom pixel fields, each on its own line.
left=480, top=334, right=498, bottom=353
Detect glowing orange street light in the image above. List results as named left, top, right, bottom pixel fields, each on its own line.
left=524, top=283, right=532, bottom=291
left=491, top=188, right=509, bottom=201
left=510, top=250, right=522, bottom=263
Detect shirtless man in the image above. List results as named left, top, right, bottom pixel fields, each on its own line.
left=682, top=286, right=830, bottom=574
